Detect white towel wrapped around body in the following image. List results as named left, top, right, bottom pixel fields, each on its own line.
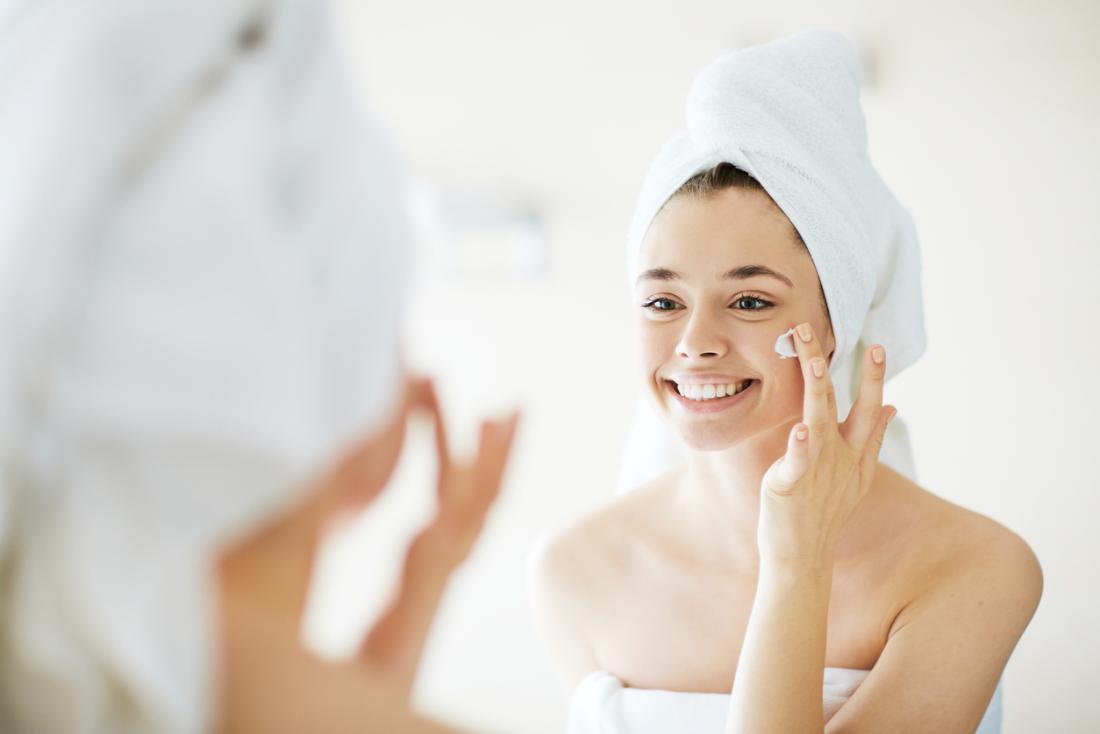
left=566, top=669, right=1004, bottom=733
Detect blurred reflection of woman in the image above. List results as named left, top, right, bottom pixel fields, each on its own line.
left=0, top=3, right=515, bottom=732
left=531, top=29, right=1040, bottom=734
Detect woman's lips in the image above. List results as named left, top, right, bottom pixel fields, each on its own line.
left=665, top=379, right=758, bottom=414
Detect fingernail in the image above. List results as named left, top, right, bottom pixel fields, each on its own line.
left=872, top=346, right=885, bottom=365
left=887, top=409, right=897, bottom=424
left=797, top=323, right=812, bottom=342
left=811, top=358, right=825, bottom=377
left=795, top=426, right=808, bottom=441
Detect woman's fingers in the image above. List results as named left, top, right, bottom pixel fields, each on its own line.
left=425, top=404, right=520, bottom=566
left=470, top=411, right=520, bottom=513
left=355, top=402, right=518, bottom=691
left=859, top=405, right=896, bottom=477
left=321, top=376, right=422, bottom=509
left=414, top=378, right=455, bottom=502
left=448, top=412, right=519, bottom=530
left=841, top=344, right=887, bottom=448
left=792, top=322, right=836, bottom=442
left=763, top=423, right=811, bottom=496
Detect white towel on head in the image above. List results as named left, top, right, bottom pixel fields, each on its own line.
left=0, top=1, right=410, bottom=731
left=619, top=28, right=925, bottom=491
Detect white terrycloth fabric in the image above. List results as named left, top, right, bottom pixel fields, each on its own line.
left=567, top=669, right=1004, bottom=733
left=618, top=28, right=926, bottom=491
left=0, top=1, right=410, bottom=732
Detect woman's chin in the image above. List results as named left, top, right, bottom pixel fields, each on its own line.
left=674, top=422, right=752, bottom=452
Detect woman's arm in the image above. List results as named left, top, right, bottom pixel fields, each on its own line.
left=727, top=560, right=834, bottom=732
left=825, top=528, right=1041, bottom=733
left=217, top=571, right=464, bottom=734
left=726, top=323, right=1042, bottom=733
left=727, top=324, right=894, bottom=734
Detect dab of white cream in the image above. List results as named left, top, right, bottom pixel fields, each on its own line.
left=774, top=327, right=799, bottom=359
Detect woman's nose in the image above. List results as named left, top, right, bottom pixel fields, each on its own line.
left=675, top=308, right=728, bottom=360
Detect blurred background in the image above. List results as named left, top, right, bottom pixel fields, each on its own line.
left=300, top=1, right=1100, bottom=732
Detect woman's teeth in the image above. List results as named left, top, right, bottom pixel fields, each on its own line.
left=675, top=380, right=752, bottom=401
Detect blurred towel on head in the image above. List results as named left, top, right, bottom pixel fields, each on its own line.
left=0, top=1, right=410, bottom=731
left=619, top=29, right=926, bottom=491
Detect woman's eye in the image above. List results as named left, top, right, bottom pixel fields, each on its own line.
left=731, top=295, right=774, bottom=311
left=641, top=297, right=682, bottom=312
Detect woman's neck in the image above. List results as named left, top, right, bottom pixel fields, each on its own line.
left=673, top=421, right=887, bottom=574
left=673, top=421, right=793, bottom=572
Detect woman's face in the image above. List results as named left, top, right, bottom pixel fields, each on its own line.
left=634, top=187, right=835, bottom=451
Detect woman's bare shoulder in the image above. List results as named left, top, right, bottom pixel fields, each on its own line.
left=877, top=465, right=1042, bottom=615
left=527, top=472, right=678, bottom=685
left=884, top=466, right=1035, bottom=554
left=529, top=470, right=676, bottom=592
left=831, top=470, right=1043, bottom=730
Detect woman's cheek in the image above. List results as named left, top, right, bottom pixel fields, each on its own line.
left=636, top=321, right=671, bottom=376
left=760, top=351, right=806, bottom=418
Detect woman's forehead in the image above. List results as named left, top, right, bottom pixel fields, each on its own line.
left=637, top=192, right=815, bottom=283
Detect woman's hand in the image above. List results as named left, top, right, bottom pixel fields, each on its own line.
left=358, top=380, right=519, bottom=695
left=215, top=375, right=518, bottom=733
left=757, top=322, right=896, bottom=571
left=409, top=378, right=518, bottom=576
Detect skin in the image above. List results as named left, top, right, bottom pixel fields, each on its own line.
left=530, top=187, right=1043, bottom=733
left=216, top=376, right=519, bottom=734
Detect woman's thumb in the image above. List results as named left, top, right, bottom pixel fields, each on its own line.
left=763, top=423, right=810, bottom=496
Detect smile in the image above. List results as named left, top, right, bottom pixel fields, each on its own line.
left=664, top=378, right=758, bottom=413
left=672, top=379, right=753, bottom=401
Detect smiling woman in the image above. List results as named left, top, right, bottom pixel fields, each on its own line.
left=529, top=28, right=1040, bottom=734
left=635, top=182, right=833, bottom=452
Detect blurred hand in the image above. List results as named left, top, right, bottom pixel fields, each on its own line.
left=411, top=378, right=519, bottom=575
left=358, top=379, right=520, bottom=696
left=214, top=375, right=519, bottom=733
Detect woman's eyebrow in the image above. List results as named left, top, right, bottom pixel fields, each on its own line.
left=723, top=264, right=793, bottom=287
left=635, top=267, right=679, bottom=284
left=635, top=264, right=793, bottom=287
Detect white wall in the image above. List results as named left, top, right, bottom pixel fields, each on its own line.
left=307, top=2, right=1100, bottom=731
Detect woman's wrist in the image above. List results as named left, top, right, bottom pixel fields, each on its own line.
left=406, top=526, right=463, bottom=587
left=758, top=551, right=835, bottom=591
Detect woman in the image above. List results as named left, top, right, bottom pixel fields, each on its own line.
left=531, top=29, right=1041, bottom=733
left=0, top=2, right=515, bottom=732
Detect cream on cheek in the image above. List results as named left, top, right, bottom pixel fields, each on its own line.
left=748, top=332, right=805, bottom=418
left=766, top=319, right=836, bottom=418
left=774, top=327, right=799, bottom=358
left=709, top=319, right=803, bottom=407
